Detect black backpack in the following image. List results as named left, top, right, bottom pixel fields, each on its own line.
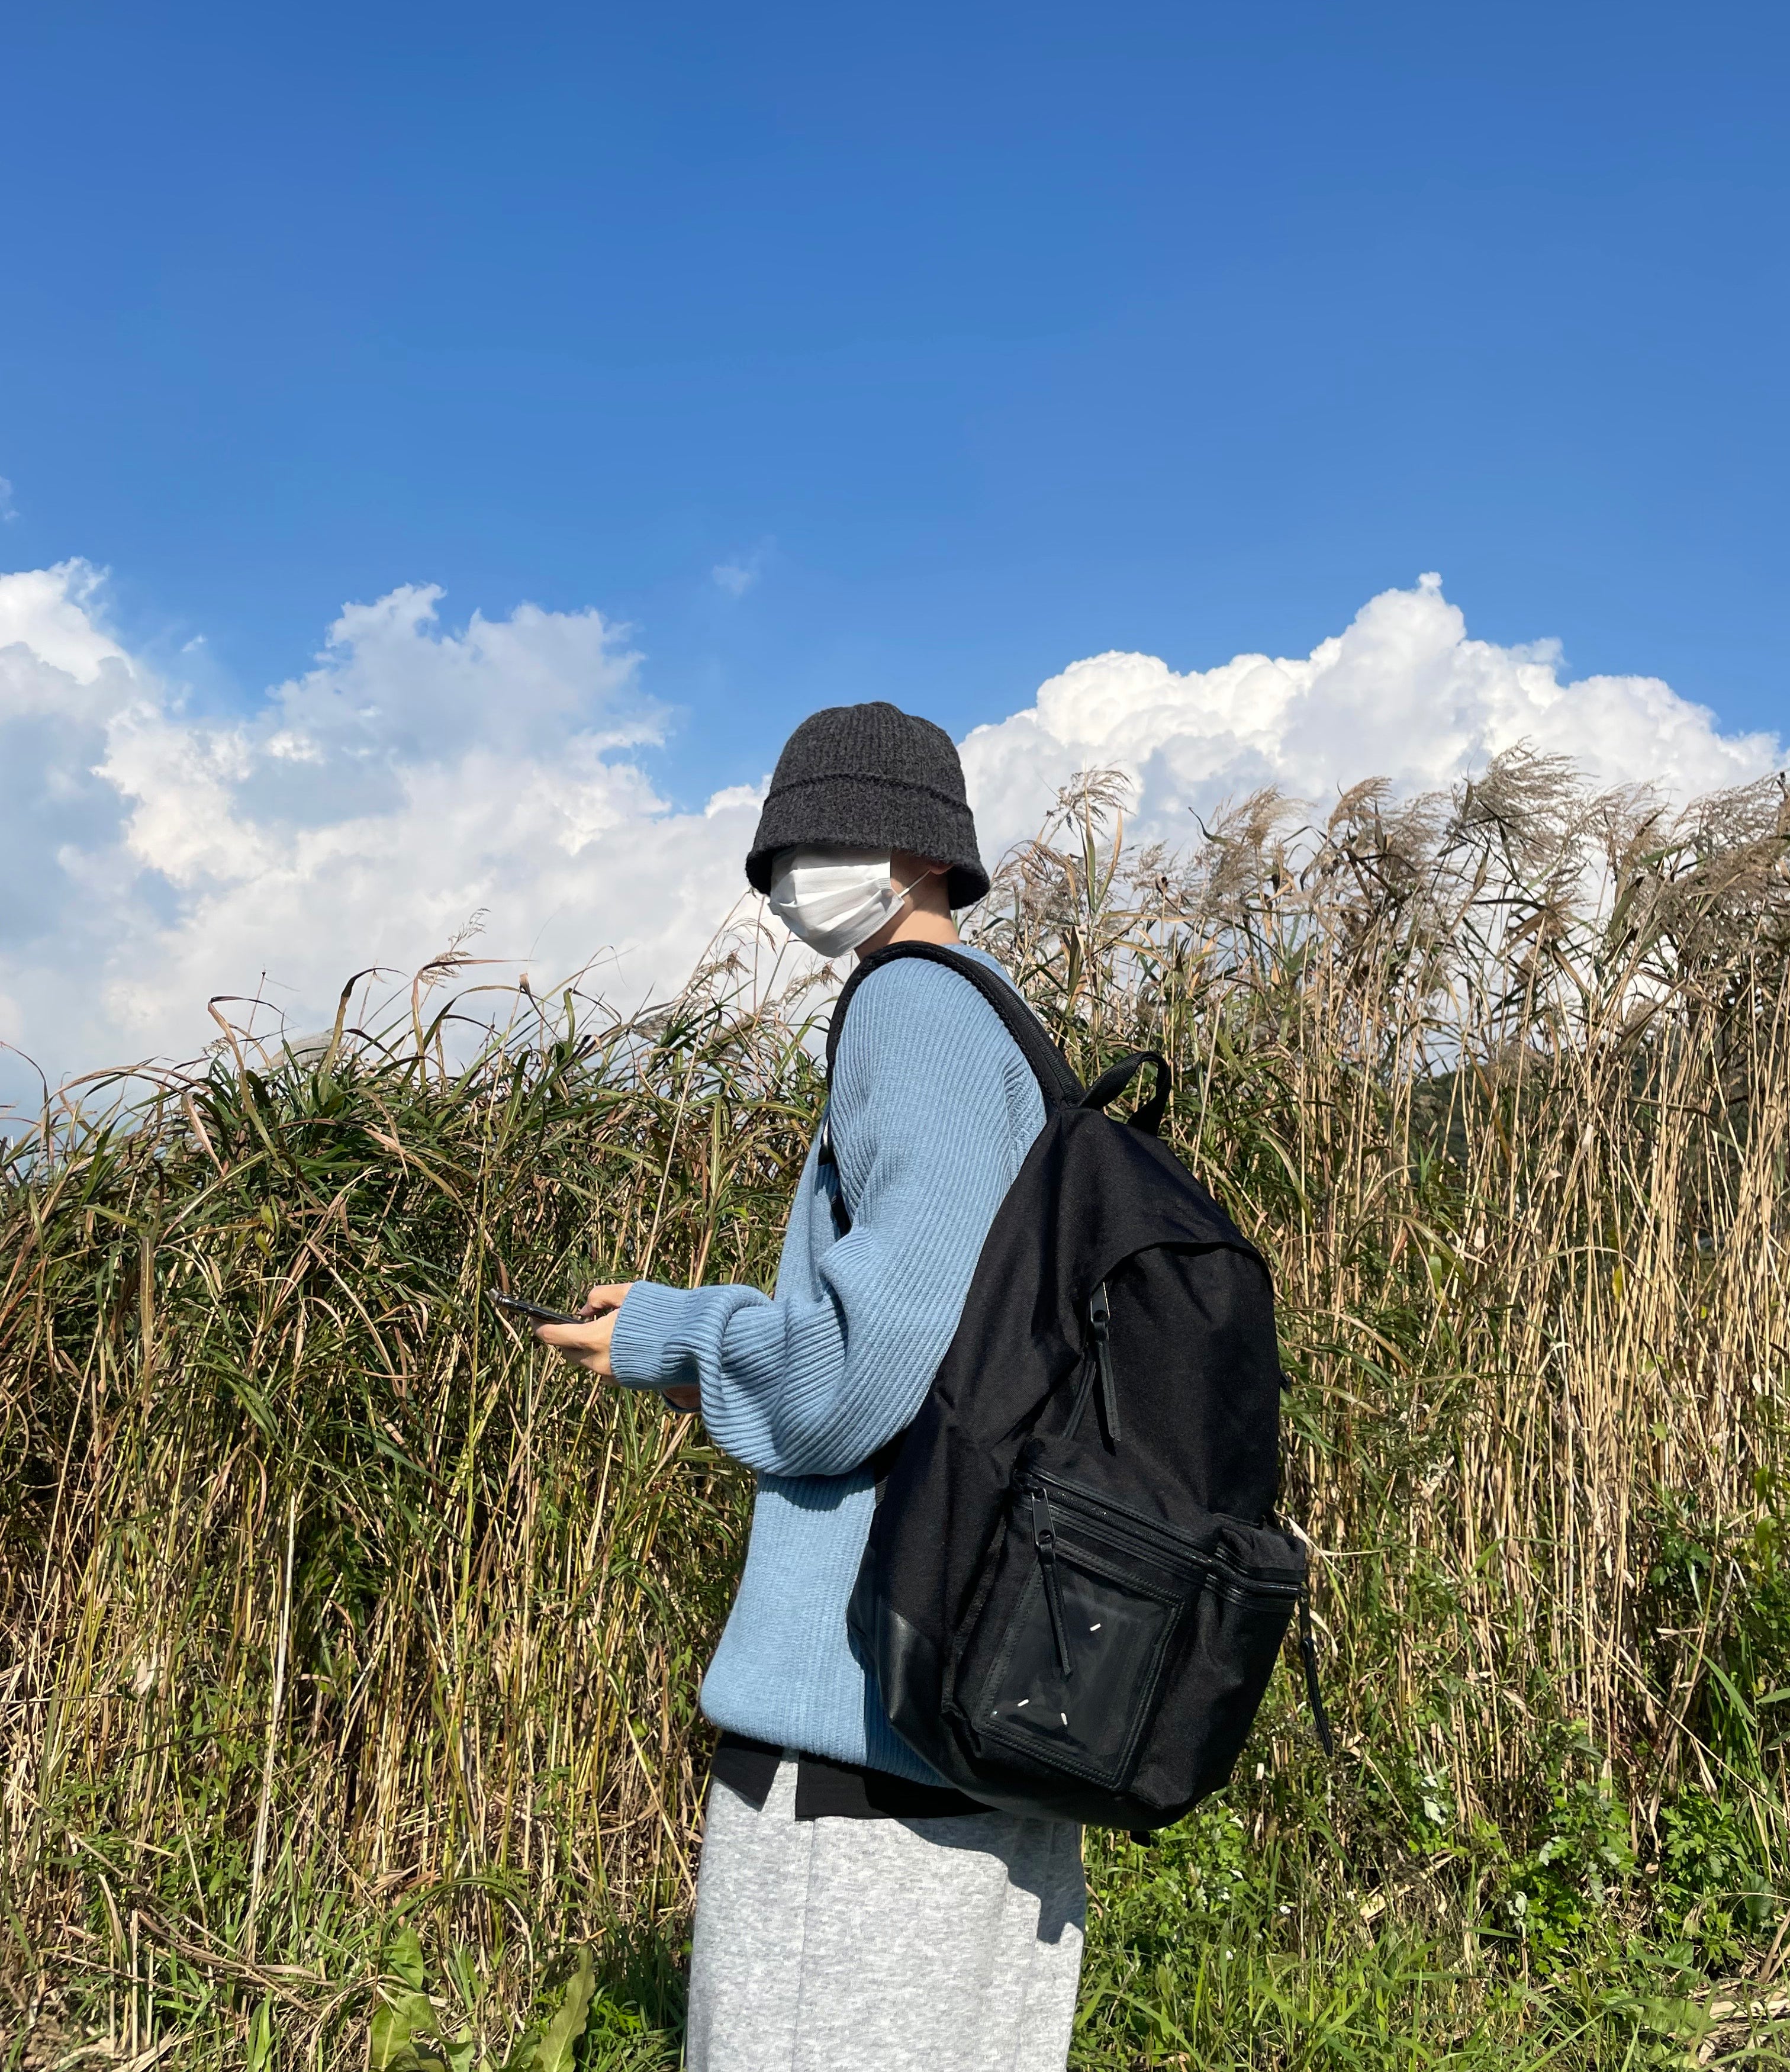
left=830, top=942, right=1330, bottom=1833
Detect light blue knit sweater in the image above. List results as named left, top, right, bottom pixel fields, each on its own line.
left=609, top=948, right=1047, bottom=1782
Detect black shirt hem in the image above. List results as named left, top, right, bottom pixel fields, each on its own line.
left=710, top=1732, right=990, bottom=1821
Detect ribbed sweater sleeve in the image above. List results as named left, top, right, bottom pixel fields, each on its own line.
left=608, top=958, right=1033, bottom=1478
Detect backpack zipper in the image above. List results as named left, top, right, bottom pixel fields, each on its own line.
left=1018, top=1469, right=1304, bottom=1598
left=1087, top=1281, right=1120, bottom=1445
left=1029, top=1485, right=1076, bottom=1676
left=1019, top=1469, right=1200, bottom=1568
left=1028, top=1480, right=1205, bottom=1583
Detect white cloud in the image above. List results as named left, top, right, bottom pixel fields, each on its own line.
left=0, top=564, right=759, bottom=1106
left=0, top=478, right=17, bottom=523
left=712, top=542, right=772, bottom=599
left=712, top=560, right=759, bottom=599
left=958, top=571, right=1781, bottom=852
left=0, top=562, right=1779, bottom=1106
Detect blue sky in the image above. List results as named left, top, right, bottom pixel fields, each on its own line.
left=3, top=0, right=1785, bottom=813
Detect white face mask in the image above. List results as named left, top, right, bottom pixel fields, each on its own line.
left=767, top=848, right=929, bottom=959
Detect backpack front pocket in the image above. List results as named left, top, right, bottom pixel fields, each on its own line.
left=968, top=1476, right=1199, bottom=1792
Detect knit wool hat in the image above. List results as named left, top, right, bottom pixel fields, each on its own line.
left=746, top=702, right=989, bottom=910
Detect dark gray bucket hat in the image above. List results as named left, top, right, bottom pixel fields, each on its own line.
left=745, top=701, right=989, bottom=910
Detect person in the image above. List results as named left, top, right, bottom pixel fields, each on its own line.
left=537, top=702, right=1085, bottom=2071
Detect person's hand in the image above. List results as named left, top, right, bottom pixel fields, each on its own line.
left=534, top=1285, right=700, bottom=1413
left=535, top=1282, right=633, bottom=1379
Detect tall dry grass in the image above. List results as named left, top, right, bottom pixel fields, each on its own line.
left=980, top=758, right=1790, bottom=1836
left=2, top=752, right=1788, bottom=2067
left=1, top=970, right=813, bottom=2062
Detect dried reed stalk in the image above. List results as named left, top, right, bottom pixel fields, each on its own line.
left=2, top=754, right=1786, bottom=2058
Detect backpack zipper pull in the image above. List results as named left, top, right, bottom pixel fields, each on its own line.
left=1030, top=1487, right=1074, bottom=1677
left=1089, top=1281, right=1120, bottom=1446
left=1299, top=1585, right=1335, bottom=1756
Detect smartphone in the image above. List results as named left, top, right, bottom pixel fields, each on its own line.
left=487, top=1288, right=582, bottom=1327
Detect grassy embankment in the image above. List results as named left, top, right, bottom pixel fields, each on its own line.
left=4, top=757, right=1789, bottom=2070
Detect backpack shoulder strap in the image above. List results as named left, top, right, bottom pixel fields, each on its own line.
left=825, top=942, right=1083, bottom=1106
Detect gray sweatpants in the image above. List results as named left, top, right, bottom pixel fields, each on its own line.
left=685, top=1754, right=1086, bottom=2071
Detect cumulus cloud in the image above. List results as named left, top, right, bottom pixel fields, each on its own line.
left=959, top=573, right=1781, bottom=851
left=0, top=564, right=761, bottom=1105
left=0, top=562, right=1779, bottom=1105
